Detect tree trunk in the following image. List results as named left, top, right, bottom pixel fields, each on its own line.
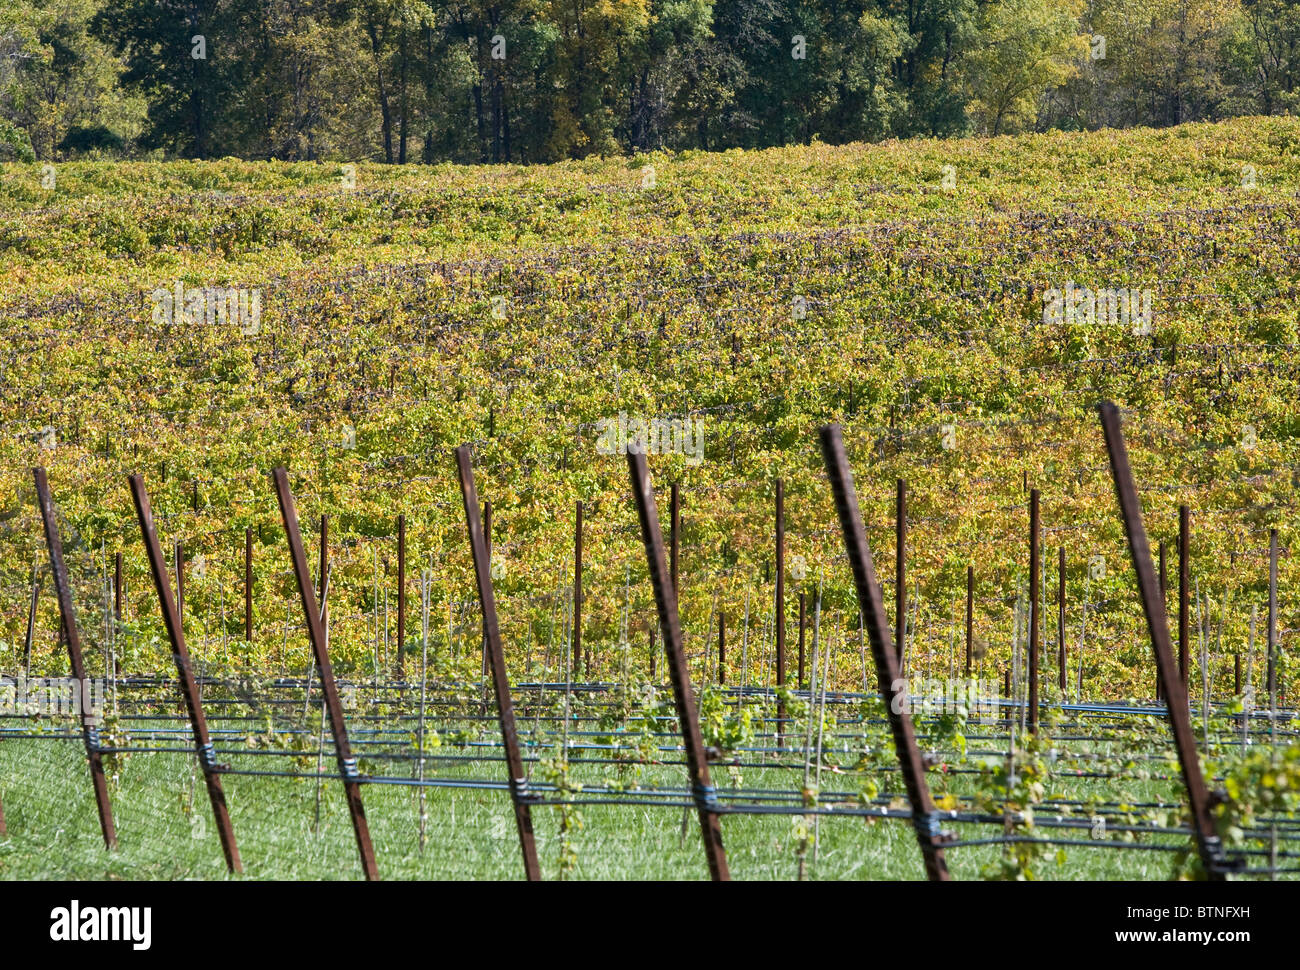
left=398, top=27, right=409, bottom=164
left=367, top=22, right=394, bottom=163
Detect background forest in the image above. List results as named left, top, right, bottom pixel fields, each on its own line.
left=1, top=0, right=1299, bottom=164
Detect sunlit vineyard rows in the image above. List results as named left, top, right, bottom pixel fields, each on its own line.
left=2, top=116, right=1299, bottom=880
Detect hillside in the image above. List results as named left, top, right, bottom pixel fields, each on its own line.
left=2, top=116, right=1299, bottom=701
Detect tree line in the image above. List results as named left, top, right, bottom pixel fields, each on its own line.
left=1, top=0, right=1297, bottom=164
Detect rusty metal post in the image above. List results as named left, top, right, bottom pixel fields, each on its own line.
left=1029, top=489, right=1040, bottom=732
left=670, top=483, right=680, bottom=596
left=1098, top=403, right=1228, bottom=880
left=797, top=592, right=807, bottom=687
left=966, top=565, right=973, bottom=677
left=1158, top=540, right=1167, bottom=702
left=818, top=428, right=950, bottom=881
left=455, top=446, right=541, bottom=881
left=1159, top=540, right=1167, bottom=600
left=649, top=626, right=657, bottom=681
left=33, top=467, right=117, bottom=850
left=129, top=475, right=242, bottom=872
left=627, top=452, right=729, bottom=880
left=896, top=479, right=906, bottom=664
left=397, top=514, right=406, bottom=679
left=272, top=467, right=379, bottom=880
left=1268, top=528, right=1278, bottom=703
left=573, top=500, right=583, bottom=681
left=1058, top=547, right=1066, bottom=692
left=23, top=563, right=39, bottom=671
left=775, top=478, right=785, bottom=739
left=175, top=539, right=184, bottom=621
left=481, top=501, right=491, bottom=679
left=718, top=611, right=726, bottom=685
left=112, top=551, right=122, bottom=676
left=319, top=514, right=328, bottom=625
left=244, top=527, right=253, bottom=643
left=1180, top=505, right=1190, bottom=690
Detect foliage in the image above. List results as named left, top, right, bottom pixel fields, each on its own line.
left=2, top=0, right=1300, bottom=159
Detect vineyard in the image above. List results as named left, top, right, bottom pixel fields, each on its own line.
left=1, top=116, right=1299, bottom=881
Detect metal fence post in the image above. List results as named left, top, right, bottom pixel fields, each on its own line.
left=455, top=446, right=541, bottom=880
left=1268, top=528, right=1278, bottom=703
left=1180, top=505, right=1190, bottom=689
left=245, top=527, right=253, bottom=643
left=397, top=514, right=406, bottom=679
left=818, top=428, right=950, bottom=881
left=1098, top=403, right=1229, bottom=880
left=272, top=467, right=379, bottom=880
left=573, top=500, right=583, bottom=681
left=966, top=565, right=973, bottom=678
left=129, top=474, right=242, bottom=873
left=1058, top=547, right=1066, bottom=692
left=775, top=478, right=786, bottom=742
left=627, top=451, right=730, bottom=881
left=33, top=467, right=117, bottom=851
left=896, top=479, right=906, bottom=664
left=1029, top=489, right=1039, bottom=733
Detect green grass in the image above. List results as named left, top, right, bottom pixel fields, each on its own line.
left=0, top=730, right=1199, bottom=881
